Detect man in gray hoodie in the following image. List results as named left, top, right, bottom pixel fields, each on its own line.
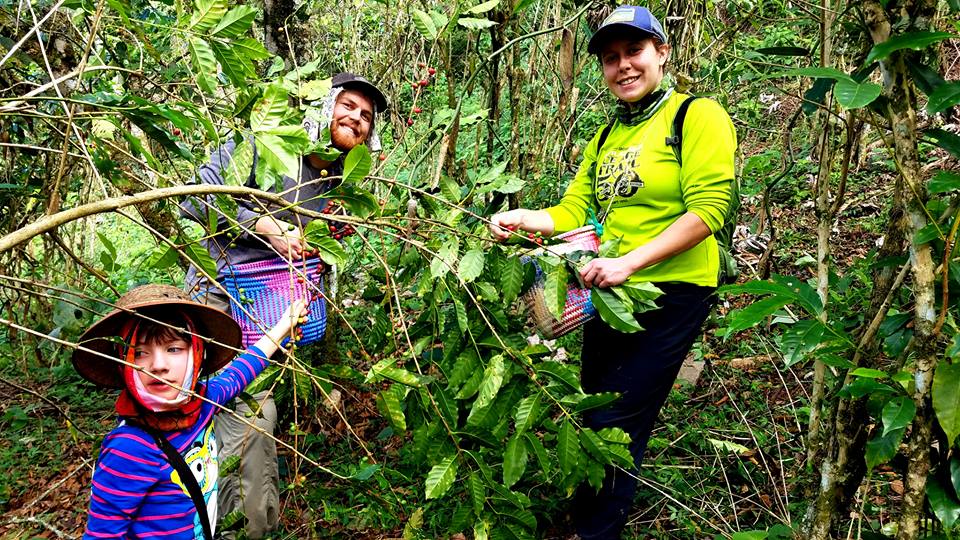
left=180, top=73, right=387, bottom=538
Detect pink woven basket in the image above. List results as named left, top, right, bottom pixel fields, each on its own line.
left=522, top=226, right=600, bottom=339
left=222, top=257, right=327, bottom=348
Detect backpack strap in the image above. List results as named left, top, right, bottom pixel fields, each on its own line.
left=141, top=425, right=214, bottom=540
left=665, top=96, right=700, bottom=167
left=596, top=122, right=614, bottom=152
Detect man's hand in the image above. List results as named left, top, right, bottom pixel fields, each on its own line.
left=256, top=216, right=308, bottom=259
left=580, top=256, right=636, bottom=289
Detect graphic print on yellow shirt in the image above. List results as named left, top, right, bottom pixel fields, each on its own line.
left=595, top=145, right=645, bottom=202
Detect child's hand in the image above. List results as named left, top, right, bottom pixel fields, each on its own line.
left=267, top=299, right=309, bottom=343
left=282, top=299, right=309, bottom=332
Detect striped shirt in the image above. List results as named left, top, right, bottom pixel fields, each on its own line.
left=84, top=346, right=269, bottom=539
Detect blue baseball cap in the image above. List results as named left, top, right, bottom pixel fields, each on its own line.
left=587, top=5, right=668, bottom=54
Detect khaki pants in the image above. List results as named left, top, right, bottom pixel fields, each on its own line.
left=215, top=391, right=279, bottom=539
left=188, top=285, right=280, bottom=539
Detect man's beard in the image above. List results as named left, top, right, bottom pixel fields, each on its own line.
left=330, top=121, right=365, bottom=151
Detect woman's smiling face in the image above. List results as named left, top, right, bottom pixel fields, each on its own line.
left=600, top=36, right=670, bottom=103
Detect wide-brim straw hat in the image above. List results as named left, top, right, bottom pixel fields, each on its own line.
left=72, top=284, right=241, bottom=389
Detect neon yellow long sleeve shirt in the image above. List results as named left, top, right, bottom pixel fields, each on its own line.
left=544, top=92, right=737, bottom=287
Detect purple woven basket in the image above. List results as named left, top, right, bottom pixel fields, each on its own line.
left=222, top=257, right=327, bottom=348
left=522, top=226, right=600, bottom=339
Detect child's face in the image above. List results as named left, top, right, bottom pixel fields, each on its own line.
left=133, top=337, right=190, bottom=400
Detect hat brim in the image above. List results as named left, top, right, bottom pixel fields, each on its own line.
left=72, top=300, right=242, bottom=389
left=587, top=24, right=662, bottom=54
left=337, top=80, right=389, bottom=113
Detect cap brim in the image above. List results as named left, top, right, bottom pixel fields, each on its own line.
left=72, top=300, right=241, bottom=389
left=587, top=24, right=660, bottom=54
left=339, top=80, right=389, bottom=113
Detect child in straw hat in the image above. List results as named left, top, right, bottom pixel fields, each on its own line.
left=72, top=284, right=307, bottom=540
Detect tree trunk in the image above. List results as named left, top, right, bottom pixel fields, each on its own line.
left=807, top=0, right=838, bottom=467
left=871, top=0, right=941, bottom=537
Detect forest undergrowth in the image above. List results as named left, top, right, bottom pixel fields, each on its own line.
left=0, top=152, right=904, bottom=538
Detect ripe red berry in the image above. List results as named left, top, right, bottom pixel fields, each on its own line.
left=411, top=82, right=418, bottom=89
left=413, top=107, right=422, bottom=114
left=428, top=67, right=436, bottom=75
left=506, top=225, right=517, bottom=231
left=334, top=233, right=343, bottom=240
left=418, top=62, right=426, bottom=68
left=407, top=118, right=414, bottom=126
left=329, top=225, right=337, bottom=232
left=378, top=154, right=387, bottom=161
left=172, top=128, right=182, bottom=136
left=419, top=79, right=428, bottom=86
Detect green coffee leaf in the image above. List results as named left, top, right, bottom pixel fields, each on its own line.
left=770, top=66, right=854, bottom=83
left=927, top=128, right=960, bottom=160
left=501, top=256, right=523, bottom=303
left=927, top=474, right=960, bottom=529
left=557, top=419, right=579, bottom=476
left=459, top=249, right=485, bottom=283
left=929, top=171, right=960, bottom=194
left=934, top=361, right=960, bottom=446
left=250, top=84, right=288, bottom=132
left=866, top=31, right=956, bottom=64
left=343, top=144, right=371, bottom=183
left=188, top=0, right=227, bottom=33
left=470, top=354, right=506, bottom=412
left=211, top=5, right=256, bottom=38
left=303, top=230, right=348, bottom=267
left=524, top=432, right=551, bottom=475
left=514, top=393, right=541, bottom=433
left=834, top=78, right=881, bottom=109
left=324, top=184, right=378, bottom=219
left=927, top=81, right=960, bottom=114
left=592, top=288, right=642, bottom=333
left=502, top=434, right=527, bottom=488
left=181, top=236, right=218, bottom=279
left=376, top=386, right=407, bottom=432
left=458, top=17, right=497, bottom=30
left=579, top=428, right=610, bottom=465
left=425, top=455, right=458, bottom=499
left=188, top=38, right=218, bottom=93
left=465, top=0, right=498, bottom=14
left=468, top=473, right=485, bottom=516
left=574, top=392, right=620, bottom=413
left=881, top=396, right=916, bottom=437
left=543, top=263, right=568, bottom=321
left=411, top=9, right=438, bottom=40
left=430, top=240, right=459, bottom=279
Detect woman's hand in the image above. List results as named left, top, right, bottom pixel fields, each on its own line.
left=488, top=209, right=556, bottom=242
left=489, top=209, right=529, bottom=241
left=256, top=216, right=308, bottom=259
left=580, top=256, right=636, bottom=289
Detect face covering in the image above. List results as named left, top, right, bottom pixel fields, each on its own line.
left=114, top=313, right=206, bottom=431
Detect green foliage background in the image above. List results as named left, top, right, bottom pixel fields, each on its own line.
left=3, top=0, right=960, bottom=539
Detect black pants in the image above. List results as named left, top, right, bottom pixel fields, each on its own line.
left=572, top=282, right=715, bottom=540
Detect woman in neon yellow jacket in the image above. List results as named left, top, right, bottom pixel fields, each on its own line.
left=490, top=5, right=736, bottom=539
